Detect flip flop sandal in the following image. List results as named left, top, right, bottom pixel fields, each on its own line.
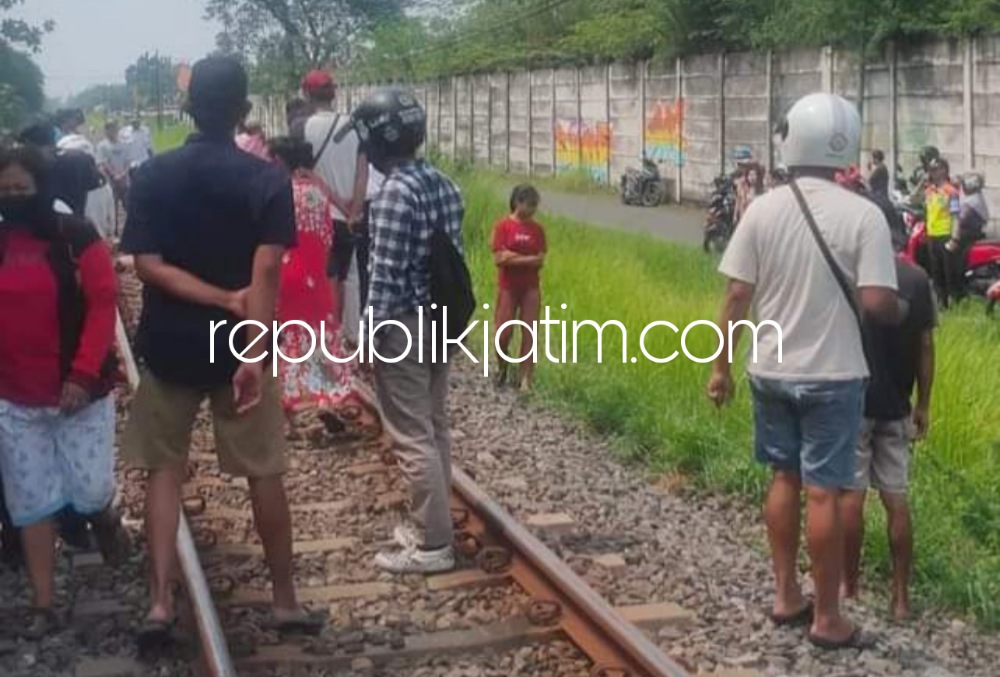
left=136, top=617, right=177, bottom=655
left=22, top=608, right=59, bottom=640
left=274, top=609, right=326, bottom=637
left=769, top=601, right=814, bottom=627
left=808, top=626, right=877, bottom=651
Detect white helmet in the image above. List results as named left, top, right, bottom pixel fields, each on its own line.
left=776, top=93, right=861, bottom=170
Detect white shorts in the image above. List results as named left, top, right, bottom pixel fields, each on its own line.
left=0, top=396, right=116, bottom=527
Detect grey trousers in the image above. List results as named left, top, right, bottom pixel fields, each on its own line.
left=373, top=313, right=453, bottom=549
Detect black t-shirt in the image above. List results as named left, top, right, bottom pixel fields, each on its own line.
left=121, top=133, right=297, bottom=389
left=863, top=259, right=937, bottom=420
left=869, top=164, right=889, bottom=198
left=51, top=150, right=104, bottom=216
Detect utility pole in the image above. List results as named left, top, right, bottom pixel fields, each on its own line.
left=155, top=51, right=163, bottom=130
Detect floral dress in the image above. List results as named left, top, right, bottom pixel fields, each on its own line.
left=276, top=170, right=354, bottom=414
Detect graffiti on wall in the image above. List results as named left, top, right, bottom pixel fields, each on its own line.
left=645, top=100, right=685, bottom=166
left=554, top=119, right=611, bottom=182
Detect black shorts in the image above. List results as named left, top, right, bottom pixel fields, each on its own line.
left=327, top=220, right=356, bottom=282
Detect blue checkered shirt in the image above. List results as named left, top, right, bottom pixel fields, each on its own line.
left=365, top=159, right=465, bottom=328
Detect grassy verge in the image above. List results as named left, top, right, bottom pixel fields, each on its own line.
left=455, top=169, right=1000, bottom=628
left=426, top=146, right=619, bottom=198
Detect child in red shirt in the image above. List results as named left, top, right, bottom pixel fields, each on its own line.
left=492, top=184, right=547, bottom=390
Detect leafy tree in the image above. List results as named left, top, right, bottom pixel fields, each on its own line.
left=353, top=0, right=1000, bottom=81
left=0, top=0, right=54, bottom=53
left=67, top=84, right=132, bottom=114
left=125, top=53, right=178, bottom=110
left=0, top=0, right=52, bottom=133
left=205, top=0, right=407, bottom=93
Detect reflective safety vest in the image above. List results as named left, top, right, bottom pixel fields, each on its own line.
left=924, top=183, right=960, bottom=238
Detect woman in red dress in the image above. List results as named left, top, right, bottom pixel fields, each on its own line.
left=268, top=137, right=368, bottom=435
left=492, top=184, right=547, bottom=391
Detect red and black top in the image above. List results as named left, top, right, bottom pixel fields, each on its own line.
left=0, top=215, right=118, bottom=408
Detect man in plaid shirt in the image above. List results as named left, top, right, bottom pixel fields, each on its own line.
left=352, top=88, right=464, bottom=574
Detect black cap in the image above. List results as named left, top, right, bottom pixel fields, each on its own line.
left=187, top=56, right=248, bottom=121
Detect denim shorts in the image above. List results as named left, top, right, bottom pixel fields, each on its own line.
left=748, top=376, right=866, bottom=489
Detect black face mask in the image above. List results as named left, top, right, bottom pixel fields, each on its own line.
left=0, top=194, right=49, bottom=226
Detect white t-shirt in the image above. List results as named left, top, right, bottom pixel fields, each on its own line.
left=367, top=166, right=385, bottom=200
left=57, top=133, right=96, bottom=157
left=119, top=125, right=153, bottom=166
left=718, top=177, right=898, bottom=381
left=97, top=138, right=130, bottom=177
left=305, top=111, right=361, bottom=221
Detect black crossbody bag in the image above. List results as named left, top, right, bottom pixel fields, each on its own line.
left=788, top=179, right=874, bottom=374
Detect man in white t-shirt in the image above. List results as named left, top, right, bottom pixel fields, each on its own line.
left=707, top=93, right=901, bottom=651
left=301, top=70, right=369, bottom=344
left=119, top=116, right=154, bottom=170
left=97, top=121, right=131, bottom=234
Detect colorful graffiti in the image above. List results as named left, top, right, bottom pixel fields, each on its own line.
left=554, top=120, right=611, bottom=182
left=645, top=100, right=685, bottom=166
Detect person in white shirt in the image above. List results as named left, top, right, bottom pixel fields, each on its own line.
left=55, top=109, right=116, bottom=239
left=707, top=93, right=901, bottom=651
left=119, top=116, right=154, bottom=172
left=300, top=70, right=368, bottom=345
left=97, top=121, right=130, bottom=235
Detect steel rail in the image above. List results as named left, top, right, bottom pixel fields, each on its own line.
left=451, top=468, right=690, bottom=677
left=115, top=311, right=237, bottom=677
left=353, top=381, right=688, bottom=677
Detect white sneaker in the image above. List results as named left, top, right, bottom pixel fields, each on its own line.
left=393, top=525, right=422, bottom=550
left=374, top=545, right=455, bottom=574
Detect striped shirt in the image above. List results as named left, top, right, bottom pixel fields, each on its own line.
left=365, top=159, right=465, bottom=328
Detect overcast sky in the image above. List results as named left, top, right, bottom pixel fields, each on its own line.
left=15, top=0, right=221, bottom=99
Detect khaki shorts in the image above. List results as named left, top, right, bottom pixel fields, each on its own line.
left=852, top=418, right=914, bottom=494
left=122, top=370, right=287, bottom=478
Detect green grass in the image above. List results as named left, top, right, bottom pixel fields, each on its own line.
left=150, top=119, right=193, bottom=153
left=85, top=111, right=192, bottom=154
left=455, top=169, right=1000, bottom=628
left=426, top=146, right=619, bottom=198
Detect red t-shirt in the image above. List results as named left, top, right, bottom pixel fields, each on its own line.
left=491, top=217, right=547, bottom=292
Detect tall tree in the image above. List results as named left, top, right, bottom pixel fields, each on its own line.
left=0, top=0, right=52, bottom=133
left=205, top=0, right=407, bottom=93
left=125, top=53, right=178, bottom=111
left=67, top=83, right=132, bottom=114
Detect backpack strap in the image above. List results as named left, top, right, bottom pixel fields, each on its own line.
left=312, top=114, right=342, bottom=167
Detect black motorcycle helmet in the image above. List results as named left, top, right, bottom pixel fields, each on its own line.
left=340, top=87, right=426, bottom=174
left=919, top=145, right=940, bottom=169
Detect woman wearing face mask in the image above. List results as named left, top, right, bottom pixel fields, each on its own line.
left=0, top=144, right=128, bottom=636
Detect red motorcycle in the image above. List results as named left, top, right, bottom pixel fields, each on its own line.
left=900, top=210, right=1000, bottom=307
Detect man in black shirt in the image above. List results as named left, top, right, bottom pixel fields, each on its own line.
left=841, top=254, right=936, bottom=622
left=868, top=149, right=889, bottom=199
left=120, top=56, right=324, bottom=647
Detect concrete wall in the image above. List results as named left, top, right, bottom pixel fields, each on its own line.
left=253, top=34, right=1000, bottom=230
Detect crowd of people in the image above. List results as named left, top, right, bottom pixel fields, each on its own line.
left=0, top=55, right=484, bottom=646
left=0, top=50, right=986, bottom=658
left=729, top=139, right=991, bottom=312
left=704, top=91, right=992, bottom=650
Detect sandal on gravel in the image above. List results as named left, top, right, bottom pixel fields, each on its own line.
left=136, top=617, right=177, bottom=654
left=22, top=608, right=59, bottom=640
left=273, top=608, right=326, bottom=636
left=769, top=600, right=814, bottom=627
left=808, top=626, right=877, bottom=651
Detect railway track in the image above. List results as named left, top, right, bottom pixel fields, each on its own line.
left=0, top=260, right=764, bottom=677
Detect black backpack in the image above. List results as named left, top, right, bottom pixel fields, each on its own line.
left=429, top=228, right=476, bottom=346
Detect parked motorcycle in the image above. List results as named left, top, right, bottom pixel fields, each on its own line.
left=703, top=173, right=736, bottom=254
left=621, top=157, right=666, bottom=207
left=899, top=210, right=1000, bottom=304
